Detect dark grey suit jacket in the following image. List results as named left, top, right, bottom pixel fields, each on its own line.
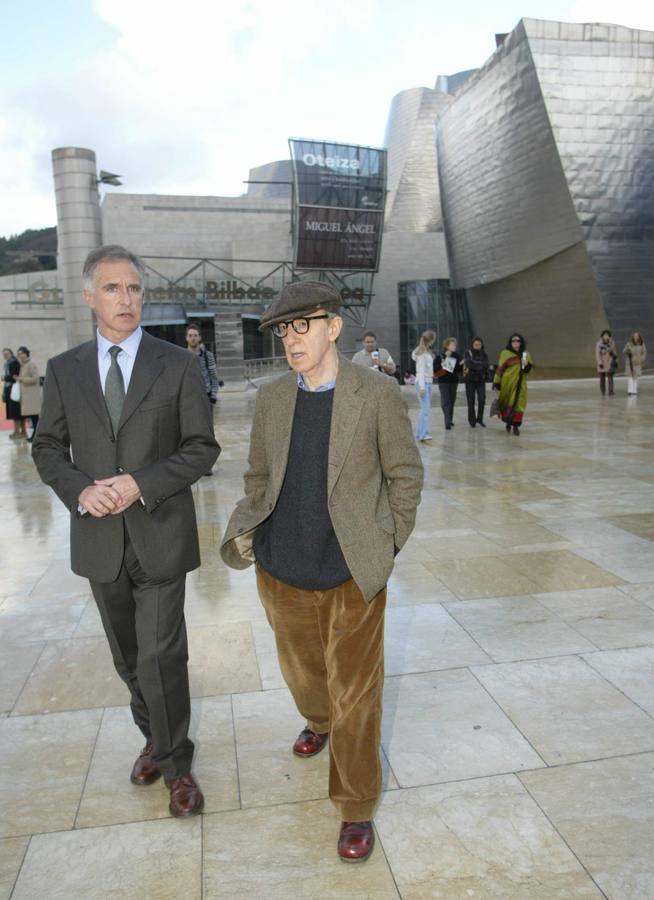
left=32, top=331, right=220, bottom=583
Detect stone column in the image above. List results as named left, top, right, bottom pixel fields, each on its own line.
left=52, top=148, right=102, bottom=348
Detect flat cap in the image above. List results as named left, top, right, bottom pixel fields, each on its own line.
left=259, top=281, right=341, bottom=332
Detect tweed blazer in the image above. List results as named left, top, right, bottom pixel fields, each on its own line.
left=220, top=356, right=423, bottom=601
left=32, top=331, right=220, bottom=583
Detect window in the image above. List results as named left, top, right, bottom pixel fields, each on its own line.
left=399, top=280, right=472, bottom=375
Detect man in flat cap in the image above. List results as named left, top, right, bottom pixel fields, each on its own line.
left=220, top=281, right=423, bottom=862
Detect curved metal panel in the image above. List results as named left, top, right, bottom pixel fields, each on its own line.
left=437, top=16, right=654, bottom=348
left=436, top=21, right=582, bottom=288
left=384, top=87, right=451, bottom=232
left=526, top=18, right=654, bottom=342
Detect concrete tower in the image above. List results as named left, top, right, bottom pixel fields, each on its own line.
left=52, top=148, right=102, bottom=348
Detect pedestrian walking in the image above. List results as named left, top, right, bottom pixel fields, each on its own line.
left=16, top=346, right=41, bottom=442
left=33, top=245, right=220, bottom=819
left=493, top=333, right=534, bottom=435
left=185, top=324, right=219, bottom=404
left=623, top=332, right=646, bottom=395
left=411, top=330, right=436, bottom=441
left=3, top=347, right=25, bottom=440
left=352, top=331, right=396, bottom=376
left=596, top=330, right=617, bottom=396
left=220, top=281, right=423, bottom=862
left=434, top=337, right=462, bottom=431
left=463, top=337, right=490, bottom=428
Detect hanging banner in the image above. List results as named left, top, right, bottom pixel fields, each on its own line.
left=296, top=207, right=382, bottom=270
left=290, top=138, right=386, bottom=271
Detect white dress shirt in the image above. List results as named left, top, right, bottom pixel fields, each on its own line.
left=97, top=327, right=143, bottom=394
left=78, top=327, right=144, bottom=515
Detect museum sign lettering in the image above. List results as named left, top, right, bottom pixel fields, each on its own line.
left=144, top=280, right=363, bottom=304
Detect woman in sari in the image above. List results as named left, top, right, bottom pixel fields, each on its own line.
left=493, top=333, right=533, bottom=435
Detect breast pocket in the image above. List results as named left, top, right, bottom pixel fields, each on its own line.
left=139, top=399, right=174, bottom=413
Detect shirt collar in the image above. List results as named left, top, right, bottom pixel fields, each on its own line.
left=97, top=327, right=143, bottom=358
left=297, top=372, right=336, bottom=393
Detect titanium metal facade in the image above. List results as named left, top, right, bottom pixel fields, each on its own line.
left=384, top=87, right=452, bottom=233
left=437, top=18, right=654, bottom=372
left=371, top=83, right=471, bottom=364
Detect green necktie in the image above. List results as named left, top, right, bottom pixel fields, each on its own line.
left=105, top=345, right=125, bottom=434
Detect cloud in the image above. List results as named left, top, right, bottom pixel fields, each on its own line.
left=0, top=0, right=381, bottom=235
left=0, top=0, right=651, bottom=237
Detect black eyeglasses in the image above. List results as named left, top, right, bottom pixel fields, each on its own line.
left=271, top=314, right=330, bottom=338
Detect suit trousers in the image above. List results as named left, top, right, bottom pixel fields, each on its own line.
left=90, top=527, right=194, bottom=780
left=255, top=564, right=386, bottom=821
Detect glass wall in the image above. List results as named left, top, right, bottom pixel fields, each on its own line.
left=399, top=279, right=472, bottom=376
left=242, top=315, right=275, bottom=360
left=143, top=317, right=216, bottom=355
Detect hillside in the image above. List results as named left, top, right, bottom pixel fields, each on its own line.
left=0, top=227, right=57, bottom=276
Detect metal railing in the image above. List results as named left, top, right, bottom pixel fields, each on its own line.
left=244, top=349, right=358, bottom=383
left=243, top=357, right=291, bottom=380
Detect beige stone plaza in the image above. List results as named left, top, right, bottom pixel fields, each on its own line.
left=2, top=377, right=654, bottom=898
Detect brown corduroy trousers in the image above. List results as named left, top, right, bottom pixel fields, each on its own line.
left=255, top=564, right=386, bottom=821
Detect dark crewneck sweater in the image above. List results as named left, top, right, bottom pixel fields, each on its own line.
left=253, top=387, right=351, bottom=590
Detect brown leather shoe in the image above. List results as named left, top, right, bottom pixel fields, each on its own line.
left=165, top=774, right=204, bottom=818
left=130, top=743, right=161, bottom=786
left=338, top=821, right=375, bottom=862
left=292, top=726, right=328, bottom=757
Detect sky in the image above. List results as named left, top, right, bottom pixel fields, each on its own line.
left=1, top=0, right=653, bottom=238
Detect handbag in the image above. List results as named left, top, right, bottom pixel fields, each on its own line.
left=9, top=381, right=20, bottom=402
left=489, top=396, right=500, bottom=418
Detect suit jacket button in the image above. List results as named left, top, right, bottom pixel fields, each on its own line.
left=237, top=527, right=244, bottom=533
left=116, top=467, right=125, bottom=474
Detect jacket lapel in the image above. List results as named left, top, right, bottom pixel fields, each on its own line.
left=118, top=332, right=165, bottom=432
left=268, top=372, right=298, bottom=491
left=76, top=340, right=113, bottom=438
left=328, top=357, right=364, bottom=498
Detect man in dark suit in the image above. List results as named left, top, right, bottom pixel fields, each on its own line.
left=32, top=245, right=220, bottom=817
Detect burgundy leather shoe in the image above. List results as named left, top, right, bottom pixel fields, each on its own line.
left=165, top=774, right=204, bottom=818
left=338, top=821, right=375, bottom=862
left=130, top=743, right=161, bottom=786
left=292, top=726, right=328, bottom=757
